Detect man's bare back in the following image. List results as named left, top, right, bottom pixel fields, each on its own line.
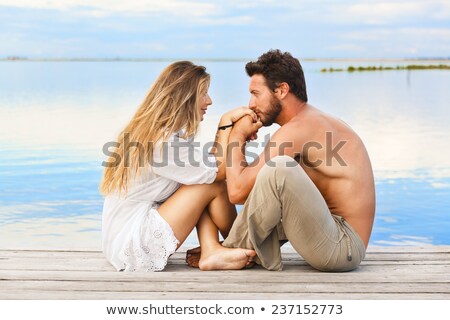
left=281, top=104, right=375, bottom=247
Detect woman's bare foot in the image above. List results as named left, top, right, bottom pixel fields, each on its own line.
left=186, top=241, right=225, bottom=268
left=198, top=246, right=256, bottom=271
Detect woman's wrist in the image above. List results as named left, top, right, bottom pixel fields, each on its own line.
left=218, top=123, right=233, bottom=131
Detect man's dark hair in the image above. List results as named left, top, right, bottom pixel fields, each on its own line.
left=245, top=49, right=308, bottom=102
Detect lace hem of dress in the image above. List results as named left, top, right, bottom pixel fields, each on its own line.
left=118, top=209, right=179, bottom=272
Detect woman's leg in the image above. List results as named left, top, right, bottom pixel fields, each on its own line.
left=156, top=181, right=255, bottom=270
left=205, top=182, right=237, bottom=239
left=157, top=181, right=236, bottom=245
left=184, top=182, right=236, bottom=264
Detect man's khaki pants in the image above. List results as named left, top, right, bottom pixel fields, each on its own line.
left=223, top=156, right=366, bottom=271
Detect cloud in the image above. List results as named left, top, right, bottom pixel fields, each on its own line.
left=340, top=29, right=391, bottom=41
left=327, top=43, right=367, bottom=53
left=0, top=0, right=257, bottom=26
left=349, top=2, right=425, bottom=19
left=347, top=0, right=450, bottom=23
left=398, top=27, right=450, bottom=38
left=0, top=0, right=220, bottom=17
left=344, top=27, right=450, bottom=40
left=336, top=26, right=450, bottom=56
left=339, top=27, right=450, bottom=47
left=3, top=0, right=450, bottom=23
left=1, top=0, right=449, bottom=58
left=196, top=15, right=254, bottom=26
left=283, top=1, right=450, bottom=26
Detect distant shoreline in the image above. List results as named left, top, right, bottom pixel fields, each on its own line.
left=321, top=64, right=450, bottom=72
left=1, top=57, right=450, bottom=63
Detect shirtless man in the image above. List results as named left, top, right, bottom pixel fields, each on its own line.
left=190, top=49, right=375, bottom=271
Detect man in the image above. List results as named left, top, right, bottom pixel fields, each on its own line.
left=189, top=49, right=375, bottom=271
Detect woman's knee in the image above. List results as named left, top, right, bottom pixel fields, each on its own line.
left=209, top=180, right=228, bottom=194
left=195, top=180, right=229, bottom=199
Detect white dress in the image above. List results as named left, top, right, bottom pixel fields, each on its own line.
left=102, top=130, right=218, bottom=271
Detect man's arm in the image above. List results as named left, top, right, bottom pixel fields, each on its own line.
left=226, top=119, right=300, bottom=204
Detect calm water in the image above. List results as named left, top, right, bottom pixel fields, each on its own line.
left=1, top=59, right=450, bottom=249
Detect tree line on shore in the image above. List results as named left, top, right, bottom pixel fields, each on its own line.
left=321, top=64, right=450, bottom=72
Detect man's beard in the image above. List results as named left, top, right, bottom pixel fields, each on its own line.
left=261, top=95, right=282, bottom=126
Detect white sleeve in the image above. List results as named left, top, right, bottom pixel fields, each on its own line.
left=152, top=134, right=218, bottom=185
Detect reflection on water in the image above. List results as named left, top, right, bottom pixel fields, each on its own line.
left=1, top=60, right=449, bottom=249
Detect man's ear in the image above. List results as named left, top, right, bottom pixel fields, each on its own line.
left=278, top=82, right=290, bottom=98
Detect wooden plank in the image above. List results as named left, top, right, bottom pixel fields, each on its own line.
left=0, top=245, right=450, bottom=254
left=1, top=269, right=449, bottom=283
left=2, top=251, right=449, bottom=264
left=1, top=258, right=449, bottom=270
left=3, top=254, right=450, bottom=267
left=1, top=246, right=450, bottom=257
left=1, top=280, right=449, bottom=294
left=1, top=259, right=450, bottom=272
left=364, top=246, right=450, bottom=253
left=1, top=275, right=447, bottom=285
left=0, top=289, right=448, bottom=300
left=2, top=252, right=449, bottom=263
left=2, top=247, right=450, bottom=255
left=2, top=260, right=450, bottom=273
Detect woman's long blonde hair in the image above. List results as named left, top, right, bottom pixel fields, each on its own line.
left=100, top=61, right=210, bottom=196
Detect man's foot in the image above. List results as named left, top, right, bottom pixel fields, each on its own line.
left=198, top=246, right=256, bottom=271
left=186, top=246, right=201, bottom=268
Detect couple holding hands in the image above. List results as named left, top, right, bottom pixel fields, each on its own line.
left=100, top=50, right=375, bottom=272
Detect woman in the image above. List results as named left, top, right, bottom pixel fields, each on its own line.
left=100, top=61, right=257, bottom=271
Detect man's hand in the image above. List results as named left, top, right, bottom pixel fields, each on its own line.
left=231, top=114, right=263, bottom=142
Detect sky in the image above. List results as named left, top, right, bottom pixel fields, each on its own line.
left=1, top=0, right=450, bottom=59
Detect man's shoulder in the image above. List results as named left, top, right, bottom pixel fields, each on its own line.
left=276, top=116, right=315, bottom=137
left=274, top=121, right=299, bottom=138
left=267, top=121, right=306, bottom=151
left=274, top=111, right=344, bottom=146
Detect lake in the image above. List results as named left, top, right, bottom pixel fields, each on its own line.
left=1, top=59, right=449, bottom=249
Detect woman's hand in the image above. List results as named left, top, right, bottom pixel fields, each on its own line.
left=220, top=107, right=257, bottom=126
left=230, top=115, right=263, bottom=142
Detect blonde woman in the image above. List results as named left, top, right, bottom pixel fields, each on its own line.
left=100, top=61, right=257, bottom=272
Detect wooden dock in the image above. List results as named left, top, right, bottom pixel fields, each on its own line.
left=0, top=246, right=449, bottom=299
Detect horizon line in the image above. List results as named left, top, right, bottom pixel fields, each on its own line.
left=1, top=57, right=450, bottom=62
